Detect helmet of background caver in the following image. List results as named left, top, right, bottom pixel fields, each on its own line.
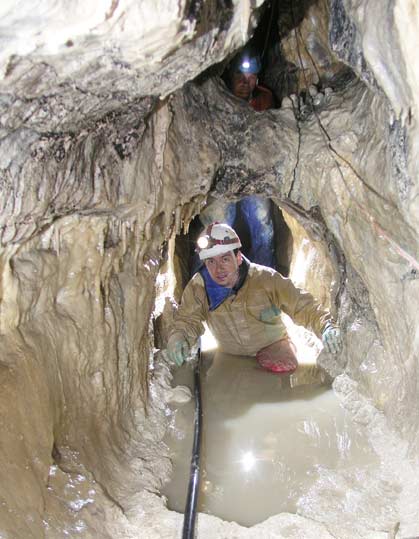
left=233, top=49, right=262, bottom=75
left=196, top=223, right=242, bottom=260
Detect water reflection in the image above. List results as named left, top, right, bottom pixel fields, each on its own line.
left=162, top=350, right=378, bottom=527
left=239, top=451, right=257, bottom=472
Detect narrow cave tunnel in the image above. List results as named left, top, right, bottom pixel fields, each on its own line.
left=161, top=202, right=359, bottom=529
left=174, top=201, right=293, bottom=281
left=1, top=1, right=419, bottom=539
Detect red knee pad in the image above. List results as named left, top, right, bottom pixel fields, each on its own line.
left=256, top=339, right=298, bottom=374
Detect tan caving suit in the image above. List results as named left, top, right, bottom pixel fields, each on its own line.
left=170, top=262, right=333, bottom=357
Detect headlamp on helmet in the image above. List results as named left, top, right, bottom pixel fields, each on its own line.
left=196, top=223, right=242, bottom=260
left=197, top=235, right=210, bottom=250
left=237, top=53, right=261, bottom=75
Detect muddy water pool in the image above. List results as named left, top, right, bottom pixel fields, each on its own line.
left=162, top=351, right=379, bottom=527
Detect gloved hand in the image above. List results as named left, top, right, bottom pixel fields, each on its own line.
left=167, top=335, right=190, bottom=366
left=260, top=304, right=281, bottom=323
left=322, top=325, right=342, bottom=354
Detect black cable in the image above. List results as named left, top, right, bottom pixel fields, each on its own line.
left=182, top=348, right=203, bottom=539
left=261, top=1, right=276, bottom=62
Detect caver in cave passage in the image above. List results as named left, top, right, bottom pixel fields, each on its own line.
left=168, top=223, right=341, bottom=372
left=199, top=48, right=276, bottom=270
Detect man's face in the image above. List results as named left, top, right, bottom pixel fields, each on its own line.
left=231, top=72, right=257, bottom=100
left=204, top=251, right=242, bottom=288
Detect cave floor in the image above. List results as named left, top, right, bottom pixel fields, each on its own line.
left=161, top=347, right=380, bottom=528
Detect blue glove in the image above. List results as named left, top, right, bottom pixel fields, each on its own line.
left=322, top=325, right=342, bottom=354
left=260, top=304, right=281, bottom=322
left=167, top=336, right=190, bottom=366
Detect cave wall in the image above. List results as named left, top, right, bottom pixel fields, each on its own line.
left=0, top=215, right=177, bottom=536
left=294, top=78, right=418, bottom=432
left=268, top=0, right=419, bottom=436
left=282, top=210, right=335, bottom=311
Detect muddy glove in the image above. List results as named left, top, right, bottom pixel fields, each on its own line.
left=167, top=335, right=190, bottom=366
left=322, top=324, right=342, bottom=355
left=260, top=304, right=281, bottom=323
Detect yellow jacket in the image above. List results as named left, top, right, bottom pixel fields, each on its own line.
left=171, top=262, right=333, bottom=357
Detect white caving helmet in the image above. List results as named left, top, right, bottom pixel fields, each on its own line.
left=196, top=222, right=242, bottom=260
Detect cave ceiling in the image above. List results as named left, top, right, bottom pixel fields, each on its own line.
left=0, top=1, right=385, bottom=242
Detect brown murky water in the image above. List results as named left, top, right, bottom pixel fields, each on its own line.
left=162, top=350, right=379, bottom=527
